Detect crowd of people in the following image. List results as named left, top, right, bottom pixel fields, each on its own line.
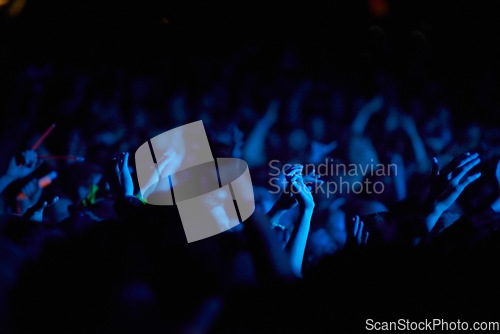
left=1, top=43, right=500, bottom=333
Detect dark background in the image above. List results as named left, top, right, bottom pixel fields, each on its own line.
left=2, top=0, right=500, bottom=125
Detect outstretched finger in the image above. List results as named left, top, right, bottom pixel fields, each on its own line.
left=451, top=157, right=481, bottom=185
left=441, top=152, right=478, bottom=177
left=363, top=230, right=369, bottom=246
left=459, top=172, right=482, bottom=188
left=123, top=152, right=129, bottom=168
left=49, top=196, right=60, bottom=206
left=356, top=219, right=364, bottom=245
left=351, top=215, right=360, bottom=238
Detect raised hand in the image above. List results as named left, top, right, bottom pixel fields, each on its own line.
left=113, top=152, right=134, bottom=197
left=6, top=150, right=40, bottom=180
left=267, top=163, right=317, bottom=248
left=424, top=152, right=481, bottom=231
left=102, top=152, right=135, bottom=198
left=269, top=165, right=302, bottom=214
left=283, top=165, right=316, bottom=277
left=302, top=166, right=324, bottom=188
left=289, top=170, right=315, bottom=211
left=345, top=215, right=369, bottom=248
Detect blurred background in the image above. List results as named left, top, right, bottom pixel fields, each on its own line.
left=2, top=0, right=500, bottom=202
left=2, top=0, right=500, bottom=170
left=2, top=0, right=500, bottom=122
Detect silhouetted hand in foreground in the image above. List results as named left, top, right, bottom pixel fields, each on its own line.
left=105, top=152, right=134, bottom=198
left=345, top=215, right=369, bottom=248
left=7, top=150, right=40, bottom=180
left=424, top=152, right=481, bottom=231
left=1, top=150, right=41, bottom=194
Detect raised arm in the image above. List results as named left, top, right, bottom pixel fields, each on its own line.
left=242, top=99, right=279, bottom=167
left=423, top=152, right=481, bottom=232
left=350, top=95, right=384, bottom=136
left=0, top=150, right=40, bottom=194
left=400, top=114, right=431, bottom=174
left=284, top=168, right=315, bottom=277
